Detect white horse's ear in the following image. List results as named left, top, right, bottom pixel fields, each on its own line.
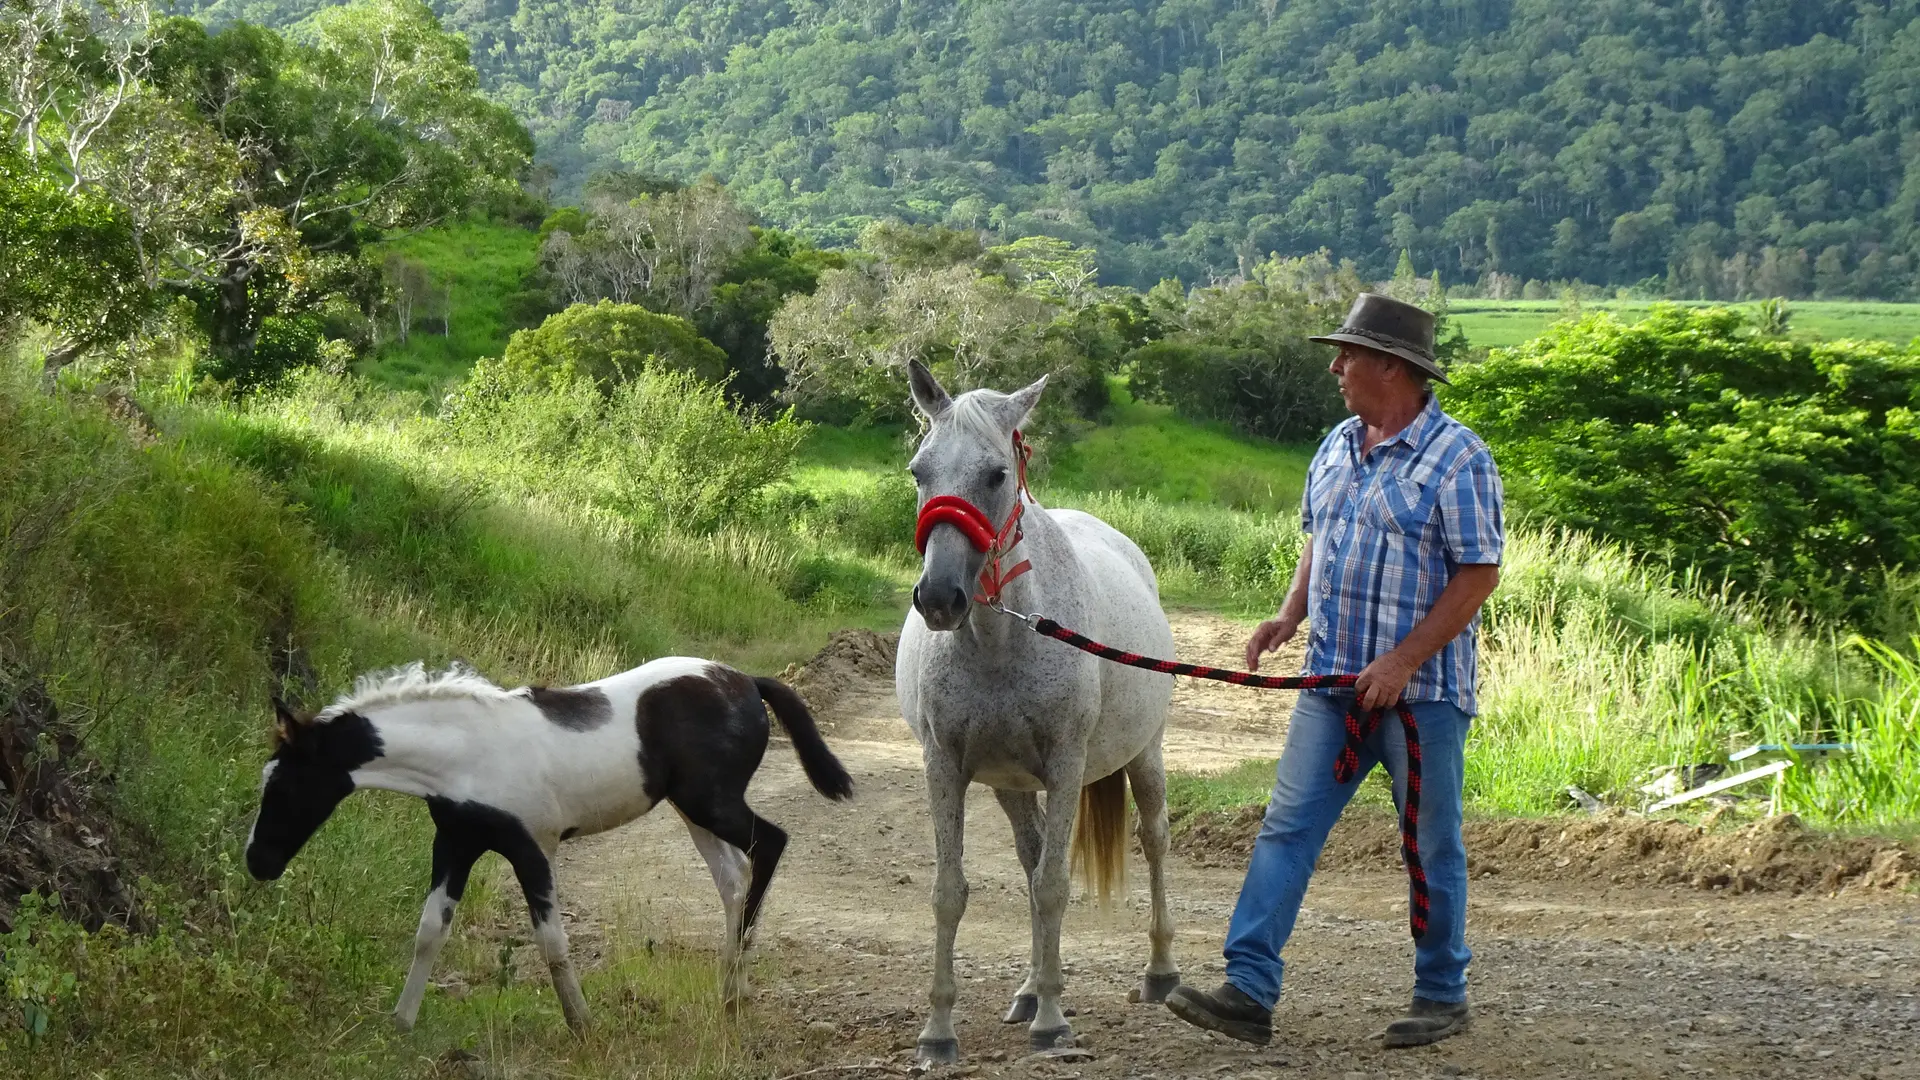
left=1002, top=374, right=1048, bottom=430
left=907, top=359, right=952, bottom=419
left=272, top=696, right=300, bottom=744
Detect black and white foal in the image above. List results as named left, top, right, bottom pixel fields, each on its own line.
left=244, top=657, right=853, bottom=1033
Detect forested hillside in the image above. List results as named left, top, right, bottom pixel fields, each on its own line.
left=177, top=0, right=1920, bottom=294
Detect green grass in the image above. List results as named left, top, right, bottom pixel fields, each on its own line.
left=1450, top=299, right=1920, bottom=350
left=359, top=221, right=542, bottom=394
left=1047, top=385, right=1313, bottom=514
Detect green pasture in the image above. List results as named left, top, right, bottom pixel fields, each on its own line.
left=360, top=222, right=542, bottom=394
left=1451, top=299, right=1920, bottom=350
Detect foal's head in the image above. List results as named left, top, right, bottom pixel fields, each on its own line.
left=906, top=359, right=1047, bottom=631
left=245, top=698, right=384, bottom=881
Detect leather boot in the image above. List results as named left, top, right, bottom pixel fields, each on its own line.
left=1382, top=997, right=1469, bottom=1047
left=1165, top=981, right=1272, bottom=1046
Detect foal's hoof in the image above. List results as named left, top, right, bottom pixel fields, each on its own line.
left=1002, top=993, right=1038, bottom=1024
left=1029, top=1025, right=1073, bottom=1051
left=1138, top=972, right=1181, bottom=1003
left=916, top=1038, right=960, bottom=1065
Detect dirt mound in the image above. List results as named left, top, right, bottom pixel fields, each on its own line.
left=779, top=628, right=900, bottom=715
left=1177, top=805, right=1920, bottom=895
left=0, top=672, right=145, bottom=932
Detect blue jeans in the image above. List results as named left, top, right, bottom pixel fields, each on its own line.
left=1222, top=691, right=1472, bottom=1008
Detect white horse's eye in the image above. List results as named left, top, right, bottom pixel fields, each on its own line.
left=987, top=467, right=1008, bottom=488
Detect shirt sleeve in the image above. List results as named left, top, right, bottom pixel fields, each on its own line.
left=1440, top=447, right=1505, bottom=566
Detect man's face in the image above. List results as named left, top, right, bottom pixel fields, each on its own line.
left=1329, top=343, right=1404, bottom=415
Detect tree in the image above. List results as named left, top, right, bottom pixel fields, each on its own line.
left=164, top=0, right=1920, bottom=296
left=0, top=143, right=146, bottom=369
left=1445, top=306, right=1920, bottom=622
left=543, top=175, right=754, bottom=317
left=1125, top=277, right=1348, bottom=441
left=768, top=223, right=1097, bottom=432
left=144, top=0, right=531, bottom=380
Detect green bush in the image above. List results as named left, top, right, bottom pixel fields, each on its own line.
left=1445, top=306, right=1920, bottom=624
left=446, top=364, right=808, bottom=533
left=467, top=300, right=729, bottom=400
left=1124, top=283, right=1346, bottom=442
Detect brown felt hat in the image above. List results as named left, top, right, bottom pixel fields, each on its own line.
left=1309, top=293, right=1447, bottom=384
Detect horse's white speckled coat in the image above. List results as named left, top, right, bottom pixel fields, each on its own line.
left=895, top=361, right=1179, bottom=1062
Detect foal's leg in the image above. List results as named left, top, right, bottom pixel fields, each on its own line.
left=675, top=806, right=753, bottom=1007
left=915, top=758, right=970, bottom=1064
left=994, top=788, right=1044, bottom=1024
left=1029, top=762, right=1087, bottom=1050
left=674, top=796, right=789, bottom=1011
left=1126, top=743, right=1180, bottom=1002
left=502, top=836, right=591, bottom=1034
left=395, top=826, right=483, bottom=1031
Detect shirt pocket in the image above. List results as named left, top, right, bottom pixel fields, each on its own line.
left=1306, top=461, right=1354, bottom=532
left=1363, top=472, right=1437, bottom=538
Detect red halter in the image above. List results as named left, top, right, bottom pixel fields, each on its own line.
left=913, top=430, right=1035, bottom=605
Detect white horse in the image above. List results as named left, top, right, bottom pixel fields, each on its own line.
left=895, top=360, right=1179, bottom=1063
left=244, top=658, right=853, bottom=1033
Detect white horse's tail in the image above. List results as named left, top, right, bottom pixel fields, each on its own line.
left=754, top=677, right=855, bottom=801
left=1072, top=768, right=1130, bottom=906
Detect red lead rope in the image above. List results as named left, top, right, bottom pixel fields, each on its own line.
left=1018, top=615, right=1430, bottom=940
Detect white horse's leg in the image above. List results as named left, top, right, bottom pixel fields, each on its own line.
left=1029, top=763, right=1087, bottom=1050
left=916, top=758, right=970, bottom=1065
left=1126, top=744, right=1180, bottom=1001
left=993, top=788, right=1044, bottom=1024
left=395, top=831, right=481, bottom=1031
left=677, top=807, right=752, bottom=1008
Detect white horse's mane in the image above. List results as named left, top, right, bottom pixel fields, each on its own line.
left=318, top=661, right=511, bottom=720
left=945, top=389, right=1016, bottom=447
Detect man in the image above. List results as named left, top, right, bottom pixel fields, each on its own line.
left=1165, top=293, right=1504, bottom=1049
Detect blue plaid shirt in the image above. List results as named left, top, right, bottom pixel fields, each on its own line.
left=1299, top=394, right=1505, bottom=715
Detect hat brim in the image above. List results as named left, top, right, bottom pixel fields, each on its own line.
left=1309, top=333, right=1449, bottom=384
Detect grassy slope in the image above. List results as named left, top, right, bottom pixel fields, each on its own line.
left=360, top=222, right=542, bottom=394
left=2, top=359, right=893, bottom=1078
left=1451, top=299, right=1920, bottom=350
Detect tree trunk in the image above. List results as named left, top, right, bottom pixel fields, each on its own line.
left=39, top=339, right=85, bottom=393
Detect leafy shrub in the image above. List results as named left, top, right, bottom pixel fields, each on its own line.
left=601, top=369, right=809, bottom=532
left=1445, top=306, right=1920, bottom=623
left=1125, top=283, right=1346, bottom=441
left=448, top=365, right=808, bottom=533
left=467, top=300, right=729, bottom=400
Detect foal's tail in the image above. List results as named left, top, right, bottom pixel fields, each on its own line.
left=1072, top=768, right=1130, bottom=907
left=754, top=677, right=855, bottom=801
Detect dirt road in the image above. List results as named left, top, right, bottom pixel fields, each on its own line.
left=558, top=612, right=1920, bottom=1080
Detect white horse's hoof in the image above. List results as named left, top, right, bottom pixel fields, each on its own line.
left=1139, top=972, right=1181, bottom=1003
left=1029, top=1025, right=1073, bottom=1051
left=916, top=1038, right=960, bottom=1065
left=1002, top=993, right=1038, bottom=1023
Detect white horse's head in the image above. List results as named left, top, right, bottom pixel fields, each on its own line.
left=906, top=359, right=1047, bottom=631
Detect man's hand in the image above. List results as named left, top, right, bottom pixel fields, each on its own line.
left=1353, top=650, right=1419, bottom=711
left=1244, top=616, right=1301, bottom=671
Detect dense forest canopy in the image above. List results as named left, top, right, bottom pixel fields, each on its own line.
left=174, top=0, right=1920, bottom=295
